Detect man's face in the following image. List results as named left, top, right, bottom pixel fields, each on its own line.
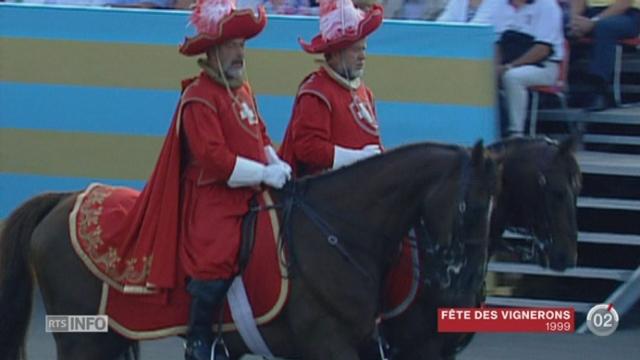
left=330, top=39, right=367, bottom=79
left=210, top=38, right=246, bottom=79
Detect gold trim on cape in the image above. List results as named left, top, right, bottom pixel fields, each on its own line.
left=94, top=190, right=289, bottom=338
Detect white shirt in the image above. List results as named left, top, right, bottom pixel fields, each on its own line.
left=437, top=0, right=501, bottom=24
left=494, top=0, right=564, bottom=61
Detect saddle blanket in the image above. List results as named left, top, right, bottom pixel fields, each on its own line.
left=382, top=236, right=420, bottom=319
left=69, top=183, right=288, bottom=340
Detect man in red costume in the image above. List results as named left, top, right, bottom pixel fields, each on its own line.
left=137, top=0, right=291, bottom=358
left=278, top=0, right=385, bottom=177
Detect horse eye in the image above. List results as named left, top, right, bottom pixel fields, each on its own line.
left=458, top=202, right=466, bottom=213
left=538, top=175, right=547, bottom=186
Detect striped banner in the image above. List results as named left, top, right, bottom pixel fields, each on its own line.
left=0, top=3, right=497, bottom=218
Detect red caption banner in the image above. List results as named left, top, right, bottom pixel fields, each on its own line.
left=438, top=307, right=575, bottom=333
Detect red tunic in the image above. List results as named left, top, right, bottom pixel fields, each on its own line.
left=179, top=73, right=271, bottom=280
left=278, top=67, right=382, bottom=177
left=99, top=72, right=271, bottom=291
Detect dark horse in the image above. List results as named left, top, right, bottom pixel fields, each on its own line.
left=372, top=136, right=581, bottom=360
left=0, top=142, right=498, bottom=360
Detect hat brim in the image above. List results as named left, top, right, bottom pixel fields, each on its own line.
left=179, top=6, right=267, bottom=56
left=299, top=4, right=383, bottom=54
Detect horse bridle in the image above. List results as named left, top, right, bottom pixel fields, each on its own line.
left=499, top=171, right=554, bottom=266
left=420, top=152, right=492, bottom=290
left=498, top=148, right=578, bottom=266
left=491, top=137, right=571, bottom=264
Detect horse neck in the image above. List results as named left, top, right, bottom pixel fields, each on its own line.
left=307, top=145, right=462, bottom=252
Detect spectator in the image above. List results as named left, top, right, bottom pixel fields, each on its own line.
left=236, top=0, right=319, bottom=14
left=495, top=0, right=565, bottom=136
left=353, top=0, right=377, bottom=10
left=14, top=0, right=175, bottom=8
left=437, top=0, right=500, bottom=23
left=382, top=0, right=448, bottom=20
left=569, top=0, right=640, bottom=111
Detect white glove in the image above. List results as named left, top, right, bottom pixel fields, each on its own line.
left=332, top=144, right=381, bottom=169
left=264, top=145, right=293, bottom=175
left=262, top=163, right=289, bottom=189
left=361, top=144, right=382, bottom=156
left=227, top=156, right=291, bottom=189
left=227, top=157, right=265, bottom=188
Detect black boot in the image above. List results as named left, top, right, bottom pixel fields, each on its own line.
left=585, top=74, right=609, bottom=112
left=185, top=279, right=231, bottom=360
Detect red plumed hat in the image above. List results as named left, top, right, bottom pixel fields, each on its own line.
left=179, top=0, right=267, bottom=56
left=299, top=0, right=383, bottom=54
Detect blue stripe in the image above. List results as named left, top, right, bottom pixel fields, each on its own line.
left=0, top=173, right=144, bottom=219
left=0, top=82, right=179, bottom=137
left=1, top=82, right=496, bottom=145
left=365, top=20, right=494, bottom=59
left=0, top=4, right=188, bottom=45
left=0, top=4, right=493, bottom=59
left=377, top=102, right=498, bottom=146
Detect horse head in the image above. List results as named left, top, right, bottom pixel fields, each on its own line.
left=489, top=136, right=581, bottom=271
left=420, top=140, right=499, bottom=296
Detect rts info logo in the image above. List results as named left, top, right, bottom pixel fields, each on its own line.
left=45, top=315, right=109, bottom=333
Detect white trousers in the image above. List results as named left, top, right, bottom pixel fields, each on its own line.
left=501, top=61, right=559, bottom=134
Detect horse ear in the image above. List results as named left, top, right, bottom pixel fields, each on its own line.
left=558, top=135, right=579, bottom=156
left=471, top=140, right=484, bottom=168
left=486, top=146, right=505, bottom=167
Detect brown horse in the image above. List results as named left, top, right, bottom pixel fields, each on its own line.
left=370, top=136, right=581, bottom=360
left=0, top=141, right=498, bottom=360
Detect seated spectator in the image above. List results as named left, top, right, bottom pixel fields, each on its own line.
left=175, top=0, right=194, bottom=8
left=382, top=0, right=448, bottom=20
left=495, top=0, right=564, bottom=136
left=353, top=0, right=377, bottom=10
left=109, top=0, right=175, bottom=8
left=437, top=0, right=499, bottom=23
left=15, top=0, right=175, bottom=7
left=568, top=0, right=640, bottom=111
left=237, top=0, right=319, bottom=14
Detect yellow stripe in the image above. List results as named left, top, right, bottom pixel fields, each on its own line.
left=366, top=56, right=494, bottom=105
left=0, top=128, right=161, bottom=179
left=1, top=38, right=493, bottom=106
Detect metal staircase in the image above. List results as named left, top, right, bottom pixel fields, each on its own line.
left=485, top=103, right=640, bottom=332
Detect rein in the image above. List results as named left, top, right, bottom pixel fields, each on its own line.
left=249, top=182, right=396, bottom=284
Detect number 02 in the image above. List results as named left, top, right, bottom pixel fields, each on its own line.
left=593, top=313, right=613, bottom=327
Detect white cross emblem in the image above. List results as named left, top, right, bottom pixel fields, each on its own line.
left=355, top=100, right=375, bottom=126
left=240, top=102, right=257, bottom=125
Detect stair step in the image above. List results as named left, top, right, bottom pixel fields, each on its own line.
left=578, top=196, right=640, bottom=211
left=503, top=230, right=640, bottom=246
left=539, top=107, right=640, bottom=125
left=488, top=262, right=633, bottom=281
left=583, top=134, right=640, bottom=146
left=620, top=84, right=640, bottom=94
left=485, top=296, right=594, bottom=313
left=577, top=151, right=640, bottom=176
left=578, top=232, right=640, bottom=246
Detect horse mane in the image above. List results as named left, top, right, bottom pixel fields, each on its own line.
left=297, top=141, right=465, bottom=185
left=489, top=136, right=573, bottom=171
left=487, top=136, right=557, bottom=153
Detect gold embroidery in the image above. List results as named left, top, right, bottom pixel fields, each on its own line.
left=76, top=186, right=153, bottom=285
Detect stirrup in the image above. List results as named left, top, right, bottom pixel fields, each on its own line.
left=375, top=321, right=390, bottom=360
left=184, top=339, right=213, bottom=360
left=377, top=337, right=389, bottom=360
left=211, top=336, right=230, bottom=360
